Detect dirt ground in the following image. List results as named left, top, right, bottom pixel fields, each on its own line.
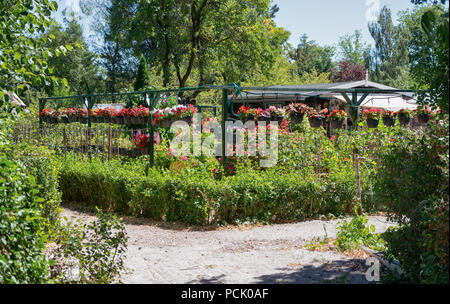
left=61, top=206, right=396, bottom=284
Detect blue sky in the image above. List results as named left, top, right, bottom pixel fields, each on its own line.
left=273, top=0, right=416, bottom=47
left=56, top=0, right=416, bottom=48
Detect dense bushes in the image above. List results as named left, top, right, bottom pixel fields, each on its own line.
left=0, top=106, right=52, bottom=283
left=1, top=104, right=129, bottom=284
left=374, top=119, right=449, bottom=283
left=57, top=152, right=371, bottom=225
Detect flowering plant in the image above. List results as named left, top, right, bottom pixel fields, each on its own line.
left=132, top=130, right=150, bottom=151
left=117, top=108, right=129, bottom=117
left=135, top=106, right=149, bottom=117
left=39, top=108, right=53, bottom=117
left=415, top=106, right=433, bottom=116
left=285, top=103, right=310, bottom=115
left=362, top=108, right=382, bottom=120
left=306, top=108, right=324, bottom=119
left=237, top=106, right=254, bottom=118
left=382, top=110, right=397, bottom=118
left=151, top=104, right=198, bottom=123
left=75, top=108, right=88, bottom=118
left=65, top=107, right=78, bottom=117
left=104, top=107, right=118, bottom=118
left=397, top=109, right=411, bottom=117
left=326, top=109, right=347, bottom=121
left=265, top=106, right=286, bottom=118
left=89, top=109, right=100, bottom=117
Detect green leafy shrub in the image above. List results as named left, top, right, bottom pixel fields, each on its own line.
left=0, top=105, right=51, bottom=283
left=335, top=211, right=385, bottom=251
left=57, top=152, right=370, bottom=225
left=52, top=208, right=128, bottom=284
left=374, top=119, right=449, bottom=283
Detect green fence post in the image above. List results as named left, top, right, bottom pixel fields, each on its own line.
left=221, top=88, right=228, bottom=161
left=145, top=92, right=154, bottom=175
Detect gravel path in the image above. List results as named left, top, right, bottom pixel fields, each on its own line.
left=61, top=207, right=396, bottom=284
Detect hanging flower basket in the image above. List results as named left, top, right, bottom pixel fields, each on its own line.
left=257, top=116, right=271, bottom=124
left=181, top=116, right=192, bottom=124
left=241, top=116, right=255, bottom=124
left=398, top=113, right=410, bottom=125
left=382, top=116, right=395, bottom=127
left=273, top=116, right=284, bottom=125
left=417, top=114, right=430, bottom=124
left=77, top=116, right=87, bottom=124
left=330, top=119, right=344, bottom=129
left=130, top=116, right=140, bottom=124
left=155, top=119, right=173, bottom=127
left=366, top=118, right=379, bottom=128
left=59, top=116, right=69, bottom=124
left=290, top=112, right=304, bottom=124
left=115, top=116, right=125, bottom=125
left=309, top=117, right=323, bottom=128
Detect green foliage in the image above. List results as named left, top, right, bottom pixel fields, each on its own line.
left=368, top=6, right=413, bottom=88
left=0, top=102, right=52, bottom=283
left=134, top=55, right=151, bottom=92
left=337, top=30, right=370, bottom=66
left=374, top=119, right=449, bottom=283
left=110, top=0, right=290, bottom=88
left=53, top=208, right=128, bottom=284
left=39, top=12, right=105, bottom=95
left=289, top=34, right=335, bottom=78
left=0, top=151, right=51, bottom=283
left=0, top=0, right=63, bottom=92
left=335, top=211, right=385, bottom=251
left=406, top=3, right=449, bottom=114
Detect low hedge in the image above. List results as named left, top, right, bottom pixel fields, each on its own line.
left=57, top=155, right=373, bottom=225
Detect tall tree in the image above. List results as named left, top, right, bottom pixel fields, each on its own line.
left=80, top=0, right=137, bottom=93
left=368, top=6, right=412, bottom=87
left=40, top=11, right=105, bottom=95
left=109, top=0, right=290, bottom=94
left=331, top=60, right=366, bottom=82
left=289, top=34, right=335, bottom=78
left=134, top=54, right=151, bottom=91
left=406, top=1, right=449, bottom=113
left=337, top=30, right=370, bottom=66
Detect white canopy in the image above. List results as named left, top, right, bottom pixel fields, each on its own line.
left=332, top=94, right=418, bottom=111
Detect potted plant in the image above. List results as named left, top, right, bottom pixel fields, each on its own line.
left=65, top=107, right=78, bottom=123
left=89, top=109, right=100, bottom=123
left=237, top=105, right=255, bottom=123
left=362, top=108, right=382, bottom=128
left=116, top=108, right=128, bottom=125
left=39, top=108, right=53, bottom=123
left=325, top=108, right=347, bottom=129
left=135, top=106, right=150, bottom=125
left=397, top=109, right=411, bottom=126
left=128, top=107, right=140, bottom=124
left=180, top=104, right=198, bottom=124
left=306, top=108, right=324, bottom=128
left=381, top=110, right=396, bottom=127
left=265, top=106, right=286, bottom=124
left=105, top=107, right=118, bottom=124
left=285, top=103, right=310, bottom=124
left=77, top=108, right=88, bottom=124
left=415, top=106, right=433, bottom=123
